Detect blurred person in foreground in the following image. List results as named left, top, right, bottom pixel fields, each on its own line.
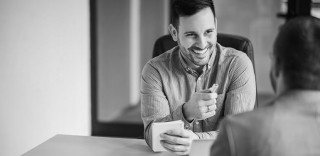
left=141, top=0, right=256, bottom=155
left=211, top=16, right=320, bottom=156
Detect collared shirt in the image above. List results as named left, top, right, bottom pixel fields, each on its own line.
left=141, top=43, right=256, bottom=147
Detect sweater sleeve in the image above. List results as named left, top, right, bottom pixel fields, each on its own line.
left=224, top=53, right=256, bottom=115
left=140, top=61, right=194, bottom=148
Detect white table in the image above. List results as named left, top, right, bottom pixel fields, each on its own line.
left=22, top=134, right=176, bottom=156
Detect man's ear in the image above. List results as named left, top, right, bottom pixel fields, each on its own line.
left=168, top=24, right=178, bottom=42
left=270, top=56, right=286, bottom=94
left=270, top=56, right=280, bottom=93
left=274, top=57, right=281, bottom=78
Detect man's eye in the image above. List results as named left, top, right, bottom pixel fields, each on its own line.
left=186, top=34, right=196, bottom=37
left=206, top=30, right=213, bottom=34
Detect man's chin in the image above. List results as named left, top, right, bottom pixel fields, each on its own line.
left=191, top=53, right=211, bottom=66
left=192, top=59, right=209, bottom=66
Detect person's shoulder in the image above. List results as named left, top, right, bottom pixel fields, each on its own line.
left=223, top=101, right=277, bottom=132
left=218, top=44, right=251, bottom=65
left=148, top=46, right=179, bottom=65
left=219, top=44, right=248, bottom=58
left=142, top=46, right=179, bottom=76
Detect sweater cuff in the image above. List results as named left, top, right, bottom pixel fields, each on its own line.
left=195, top=131, right=219, bottom=139
left=173, top=104, right=194, bottom=130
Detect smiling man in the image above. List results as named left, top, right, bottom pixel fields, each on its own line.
left=141, top=0, right=256, bottom=155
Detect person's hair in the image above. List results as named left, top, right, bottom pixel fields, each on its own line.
left=274, top=16, right=320, bottom=90
left=171, top=0, right=216, bottom=29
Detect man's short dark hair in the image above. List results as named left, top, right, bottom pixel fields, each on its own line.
left=171, top=0, right=216, bottom=29
left=274, top=17, right=320, bottom=90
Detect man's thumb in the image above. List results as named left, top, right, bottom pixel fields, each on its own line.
left=198, top=89, right=212, bottom=93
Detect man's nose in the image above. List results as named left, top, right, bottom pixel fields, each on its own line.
left=196, top=35, right=208, bottom=49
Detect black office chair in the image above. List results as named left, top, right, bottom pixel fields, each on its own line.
left=152, top=33, right=258, bottom=107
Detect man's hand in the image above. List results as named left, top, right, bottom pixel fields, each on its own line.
left=160, top=129, right=199, bottom=155
left=183, top=89, right=218, bottom=122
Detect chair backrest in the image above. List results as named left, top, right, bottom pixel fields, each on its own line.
left=152, top=33, right=258, bottom=107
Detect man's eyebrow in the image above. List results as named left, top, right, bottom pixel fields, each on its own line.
left=184, top=28, right=216, bottom=34
left=206, top=27, right=216, bottom=31
left=184, top=31, right=197, bottom=34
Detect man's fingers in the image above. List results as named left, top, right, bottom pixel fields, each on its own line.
left=161, top=137, right=177, bottom=145
left=161, top=132, right=191, bottom=145
left=165, top=129, right=192, bottom=138
left=160, top=141, right=188, bottom=154
left=162, top=129, right=182, bottom=137
left=201, top=104, right=217, bottom=117
left=160, top=129, right=195, bottom=155
left=206, top=104, right=217, bottom=110
left=199, top=99, right=217, bottom=107
left=198, top=89, right=212, bottom=93
left=204, top=108, right=216, bottom=117
left=198, top=92, right=217, bottom=100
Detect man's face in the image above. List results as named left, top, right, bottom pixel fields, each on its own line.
left=175, top=7, right=217, bottom=66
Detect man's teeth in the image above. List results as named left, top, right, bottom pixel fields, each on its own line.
left=193, top=48, right=207, bottom=54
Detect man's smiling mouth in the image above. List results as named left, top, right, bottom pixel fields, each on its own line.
left=191, top=47, right=210, bottom=55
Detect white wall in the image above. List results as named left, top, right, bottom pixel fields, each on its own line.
left=0, top=1, right=90, bottom=156
left=97, top=0, right=169, bottom=122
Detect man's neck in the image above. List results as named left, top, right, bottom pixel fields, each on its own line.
left=184, top=57, right=204, bottom=74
